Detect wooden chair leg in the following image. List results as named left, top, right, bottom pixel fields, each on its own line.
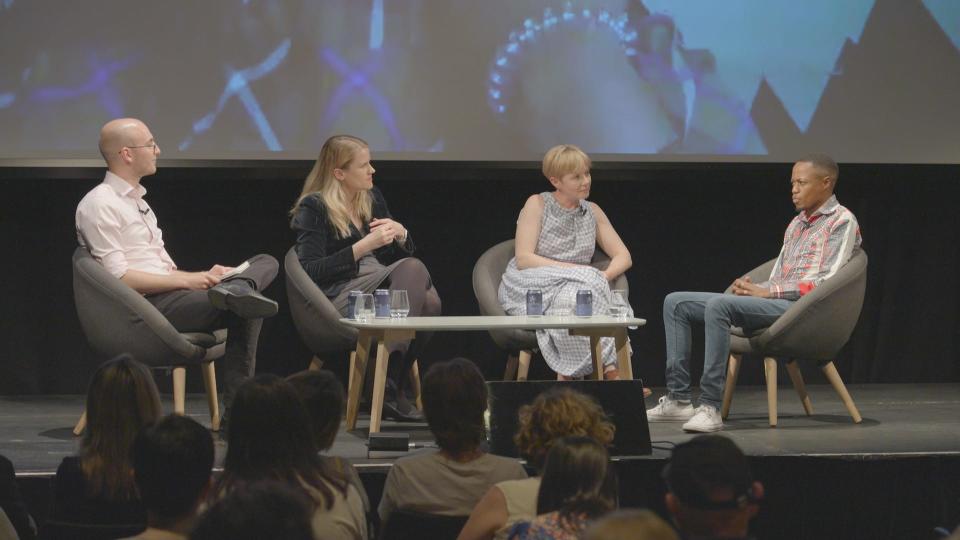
left=73, top=411, right=87, bottom=436
left=201, top=361, right=221, bottom=432
left=785, top=361, right=813, bottom=416
left=308, top=355, right=323, bottom=371
left=763, top=357, right=778, bottom=427
left=504, top=354, right=519, bottom=381
left=173, top=367, right=186, bottom=415
left=517, top=350, right=532, bottom=381
left=821, top=361, right=863, bottom=423
left=721, top=354, right=741, bottom=419
left=409, top=360, right=422, bottom=411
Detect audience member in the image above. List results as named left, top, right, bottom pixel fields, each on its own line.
left=214, top=374, right=367, bottom=540
left=49, top=355, right=161, bottom=531
left=582, top=509, right=678, bottom=540
left=120, top=415, right=214, bottom=540
left=0, top=454, right=35, bottom=540
left=287, top=370, right=372, bottom=521
left=379, top=358, right=526, bottom=524
left=190, top=481, right=314, bottom=540
left=459, top=388, right=615, bottom=540
left=663, top=435, right=763, bottom=540
left=507, top=436, right=617, bottom=540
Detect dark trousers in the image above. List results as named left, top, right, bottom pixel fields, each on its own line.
left=147, top=254, right=278, bottom=416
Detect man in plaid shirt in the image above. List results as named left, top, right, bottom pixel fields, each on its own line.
left=647, top=155, right=862, bottom=433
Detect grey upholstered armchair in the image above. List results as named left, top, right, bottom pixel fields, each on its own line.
left=721, top=249, right=868, bottom=426
left=72, top=247, right=223, bottom=433
left=284, top=246, right=421, bottom=405
left=471, top=239, right=629, bottom=380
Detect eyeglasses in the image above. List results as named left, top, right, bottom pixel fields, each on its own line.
left=122, top=142, right=159, bottom=153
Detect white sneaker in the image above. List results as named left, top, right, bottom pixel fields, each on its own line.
left=646, top=396, right=695, bottom=422
left=682, top=405, right=724, bottom=433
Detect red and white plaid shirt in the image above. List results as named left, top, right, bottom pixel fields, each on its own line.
left=764, top=195, right=861, bottom=300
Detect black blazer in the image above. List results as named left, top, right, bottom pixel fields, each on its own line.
left=291, top=187, right=415, bottom=296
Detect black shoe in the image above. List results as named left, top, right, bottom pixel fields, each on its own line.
left=208, top=281, right=278, bottom=318
left=382, top=400, right=424, bottom=423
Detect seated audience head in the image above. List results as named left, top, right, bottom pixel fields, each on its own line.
left=81, top=353, right=162, bottom=500
left=663, top=435, right=763, bottom=539
left=583, top=509, right=679, bottom=540
left=293, top=134, right=372, bottom=237
left=218, top=374, right=347, bottom=509
left=132, top=414, right=214, bottom=528
left=536, top=436, right=617, bottom=520
left=583, top=510, right=679, bottom=540
left=421, top=357, right=488, bottom=458
left=286, top=369, right=345, bottom=452
left=190, top=481, right=314, bottom=540
left=792, top=153, right=839, bottom=214
left=98, top=118, right=160, bottom=178
left=514, top=387, right=615, bottom=472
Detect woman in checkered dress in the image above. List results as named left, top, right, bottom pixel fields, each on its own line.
left=498, top=145, right=633, bottom=379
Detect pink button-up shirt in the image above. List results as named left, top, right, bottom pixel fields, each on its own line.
left=75, top=171, right=177, bottom=278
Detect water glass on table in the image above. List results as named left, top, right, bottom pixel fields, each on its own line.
left=390, top=290, right=410, bottom=318
left=609, top=289, right=629, bottom=319
left=354, top=294, right=375, bottom=322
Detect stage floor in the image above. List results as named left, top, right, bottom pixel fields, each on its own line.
left=2, top=383, right=958, bottom=474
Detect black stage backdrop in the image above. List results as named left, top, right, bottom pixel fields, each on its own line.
left=1, top=162, right=958, bottom=395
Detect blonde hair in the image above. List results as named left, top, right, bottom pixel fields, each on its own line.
left=291, top=135, right=373, bottom=238
left=542, top=144, right=591, bottom=180
left=514, top=388, right=615, bottom=471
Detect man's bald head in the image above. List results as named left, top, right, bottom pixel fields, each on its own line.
left=99, top=118, right=147, bottom=164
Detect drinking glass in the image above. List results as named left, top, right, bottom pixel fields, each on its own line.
left=609, top=289, right=629, bottom=319
left=354, top=294, right=375, bottom=322
left=390, top=290, right=410, bottom=318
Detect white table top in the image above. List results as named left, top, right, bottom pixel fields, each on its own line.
left=339, top=315, right=646, bottom=331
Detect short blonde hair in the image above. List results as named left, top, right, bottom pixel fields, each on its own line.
left=542, top=144, right=591, bottom=180
left=513, top=388, right=615, bottom=471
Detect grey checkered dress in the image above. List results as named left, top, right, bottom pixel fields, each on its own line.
left=498, top=192, right=632, bottom=377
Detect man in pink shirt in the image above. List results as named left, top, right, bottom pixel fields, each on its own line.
left=646, top=154, right=862, bottom=433
left=76, top=118, right=279, bottom=426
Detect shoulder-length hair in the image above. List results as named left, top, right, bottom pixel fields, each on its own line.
left=291, top=135, right=373, bottom=239
left=536, top=436, right=618, bottom=519
left=80, top=354, right=162, bottom=500
left=216, top=374, right=349, bottom=510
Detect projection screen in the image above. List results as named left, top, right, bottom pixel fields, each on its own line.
left=1, top=0, right=958, bottom=163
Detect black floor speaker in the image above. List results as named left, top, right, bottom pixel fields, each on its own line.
left=487, top=380, right=652, bottom=457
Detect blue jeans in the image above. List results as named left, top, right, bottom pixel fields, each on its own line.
left=663, top=292, right=794, bottom=409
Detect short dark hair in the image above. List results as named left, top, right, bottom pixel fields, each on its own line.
left=190, top=481, right=314, bottom=540
left=662, top=435, right=756, bottom=510
left=798, top=153, right=839, bottom=184
left=286, top=369, right=345, bottom=451
left=536, top=436, right=618, bottom=519
left=422, top=358, right=488, bottom=456
left=132, top=414, right=213, bottom=520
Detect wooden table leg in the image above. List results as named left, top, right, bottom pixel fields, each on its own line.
left=569, top=327, right=618, bottom=380
left=367, top=329, right=416, bottom=434
left=346, top=331, right=374, bottom=430
left=613, top=328, right=631, bottom=380
left=369, top=339, right=390, bottom=434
